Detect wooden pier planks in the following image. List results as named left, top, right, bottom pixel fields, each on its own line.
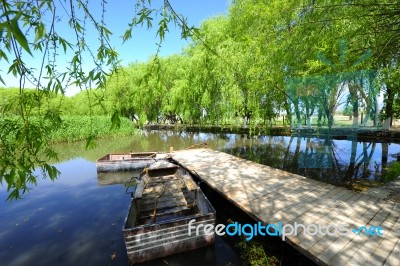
left=170, top=148, right=400, bottom=266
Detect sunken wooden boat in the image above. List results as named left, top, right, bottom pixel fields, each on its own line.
left=96, top=152, right=169, bottom=173
left=122, top=161, right=216, bottom=265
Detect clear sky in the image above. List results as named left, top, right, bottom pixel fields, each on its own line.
left=101, top=0, right=230, bottom=63
left=0, top=0, right=230, bottom=95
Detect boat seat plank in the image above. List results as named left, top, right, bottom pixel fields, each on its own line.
left=140, top=193, right=187, bottom=205
left=139, top=206, right=192, bottom=219
left=139, top=195, right=188, bottom=212
left=134, top=180, right=146, bottom=199
left=181, top=173, right=198, bottom=191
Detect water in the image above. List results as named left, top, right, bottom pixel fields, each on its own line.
left=222, top=135, right=400, bottom=187
left=1, top=130, right=399, bottom=265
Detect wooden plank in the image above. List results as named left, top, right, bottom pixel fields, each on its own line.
left=366, top=205, right=400, bottom=265
left=284, top=189, right=353, bottom=244
left=130, top=152, right=157, bottom=157
left=287, top=189, right=357, bottom=253
left=315, top=195, right=381, bottom=263
left=296, top=192, right=365, bottom=257
left=309, top=200, right=394, bottom=265
left=146, top=175, right=179, bottom=183
left=143, top=182, right=183, bottom=194
left=346, top=201, right=396, bottom=265
left=134, top=180, right=145, bottom=199
left=169, top=148, right=400, bottom=266
left=141, top=190, right=191, bottom=199
left=140, top=193, right=187, bottom=205
left=328, top=199, right=388, bottom=265
left=139, top=206, right=191, bottom=218
left=384, top=236, right=400, bottom=266
left=246, top=180, right=323, bottom=222
left=139, top=196, right=187, bottom=212
left=221, top=177, right=308, bottom=205
left=180, top=173, right=198, bottom=191
left=353, top=203, right=400, bottom=265
left=290, top=190, right=357, bottom=244
left=273, top=188, right=361, bottom=225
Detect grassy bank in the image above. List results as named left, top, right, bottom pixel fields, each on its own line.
left=49, top=115, right=135, bottom=142
left=0, top=115, right=135, bottom=144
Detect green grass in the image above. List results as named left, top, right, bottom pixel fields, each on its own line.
left=381, top=161, right=400, bottom=183
left=49, top=115, right=135, bottom=142
left=236, top=239, right=278, bottom=266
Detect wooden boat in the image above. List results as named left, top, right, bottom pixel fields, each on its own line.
left=96, top=152, right=169, bottom=173
left=122, top=161, right=216, bottom=264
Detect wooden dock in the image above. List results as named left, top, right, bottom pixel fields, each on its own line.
left=170, top=148, right=400, bottom=266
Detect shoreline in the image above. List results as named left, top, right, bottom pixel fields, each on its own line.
left=142, top=123, right=400, bottom=142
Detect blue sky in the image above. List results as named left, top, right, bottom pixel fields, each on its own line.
left=98, top=0, right=229, bottom=63
left=0, top=0, right=230, bottom=94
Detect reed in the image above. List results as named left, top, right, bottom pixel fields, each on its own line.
left=49, top=115, right=135, bottom=142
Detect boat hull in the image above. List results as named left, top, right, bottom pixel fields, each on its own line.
left=123, top=189, right=216, bottom=264
left=96, top=153, right=168, bottom=173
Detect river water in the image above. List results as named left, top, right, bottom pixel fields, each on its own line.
left=1, top=130, right=399, bottom=265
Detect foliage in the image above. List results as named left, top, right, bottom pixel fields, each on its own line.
left=0, top=115, right=60, bottom=200
left=381, top=161, right=400, bottom=183
left=236, top=239, right=274, bottom=266
left=2, top=0, right=400, bottom=200
left=50, top=115, right=135, bottom=142
left=0, top=0, right=196, bottom=200
left=104, top=0, right=399, bottom=130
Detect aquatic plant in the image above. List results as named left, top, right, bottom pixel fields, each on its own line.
left=236, top=239, right=277, bottom=266
left=49, top=115, right=135, bottom=143
left=381, top=161, right=400, bottom=183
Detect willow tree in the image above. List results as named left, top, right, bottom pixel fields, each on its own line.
left=228, top=0, right=328, bottom=127
left=298, top=0, right=400, bottom=128
left=183, top=16, right=232, bottom=125
left=157, top=55, right=190, bottom=124
left=0, top=0, right=198, bottom=200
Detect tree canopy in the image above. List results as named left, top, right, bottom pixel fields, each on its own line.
left=1, top=0, right=400, bottom=199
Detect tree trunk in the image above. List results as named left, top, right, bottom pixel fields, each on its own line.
left=374, top=96, right=379, bottom=127
left=345, top=137, right=358, bottom=181
left=383, top=87, right=394, bottom=130
left=352, top=99, right=359, bottom=128
left=382, top=142, right=389, bottom=169
left=361, top=112, right=364, bottom=125
left=295, top=106, right=302, bottom=129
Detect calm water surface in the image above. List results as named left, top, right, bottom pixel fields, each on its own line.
left=1, top=130, right=399, bottom=265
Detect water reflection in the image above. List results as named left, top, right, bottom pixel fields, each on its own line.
left=1, top=131, right=399, bottom=265
left=222, top=135, right=400, bottom=187
left=53, top=131, right=400, bottom=186
left=0, top=159, right=130, bottom=266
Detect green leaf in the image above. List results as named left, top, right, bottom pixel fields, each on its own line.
left=110, top=110, right=121, bottom=130
left=34, top=23, right=45, bottom=42
left=10, top=19, right=32, bottom=56
left=123, top=29, right=132, bottom=42
left=6, top=189, right=20, bottom=201
left=85, top=135, right=96, bottom=149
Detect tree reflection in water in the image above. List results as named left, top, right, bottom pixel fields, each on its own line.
left=52, top=130, right=400, bottom=190
left=222, top=134, right=400, bottom=189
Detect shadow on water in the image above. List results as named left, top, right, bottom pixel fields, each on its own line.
left=221, top=134, right=400, bottom=189
left=1, top=130, right=400, bottom=265
left=53, top=130, right=400, bottom=188
left=0, top=159, right=131, bottom=266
